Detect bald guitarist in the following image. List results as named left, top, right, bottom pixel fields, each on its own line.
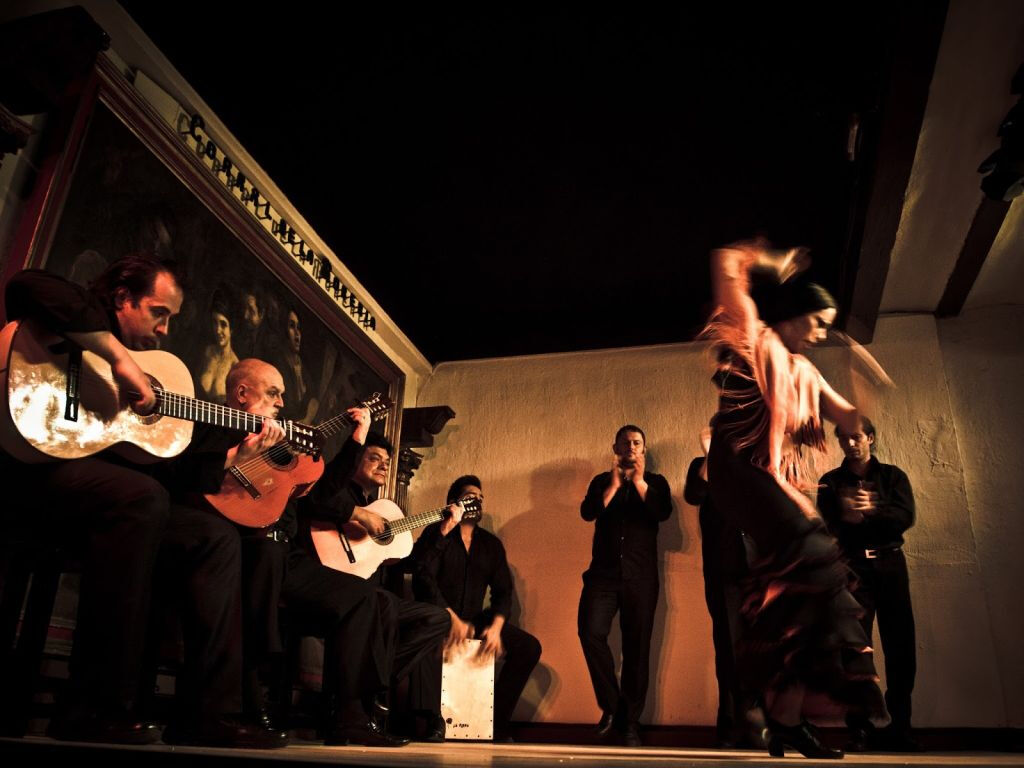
left=162, top=358, right=407, bottom=747
left=1, top=258, right=283, bottom=748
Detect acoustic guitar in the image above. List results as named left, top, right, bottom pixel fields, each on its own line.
left=204, top=393, right=393, bottom=528
left=312, top=497, right=482, bottom=580
left=0, top=318, right=319, bottom=463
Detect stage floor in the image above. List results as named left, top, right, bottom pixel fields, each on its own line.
left=3, top=737, right=1024, bottom=768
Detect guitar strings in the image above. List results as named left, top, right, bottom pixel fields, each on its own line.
left=56, top=366, right=391, bottom=500
left=45, top=364, right=440, bottom=536
left=364, top=502, right=482, bottom=542
left=60, top=367, right=274, bottom=432
left=225, top=405, right=383, bottom=480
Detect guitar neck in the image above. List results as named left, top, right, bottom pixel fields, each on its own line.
left=384, top=505, right=451, bottom=537
left=316, top=411, right=356, bottom=437
left=155, top=390, right=286, bottom=435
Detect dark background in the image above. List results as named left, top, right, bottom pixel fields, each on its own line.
left=118, top=4, right=909, bottom=362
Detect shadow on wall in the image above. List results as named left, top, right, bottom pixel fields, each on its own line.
left=645, top=443, right=686, bottom=721
left=498, top=458, right=596, bottom=721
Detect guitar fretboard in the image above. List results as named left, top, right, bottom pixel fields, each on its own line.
left=374, top=506, right=451, bottom=540
left=156, top=389, right=291, bottom=437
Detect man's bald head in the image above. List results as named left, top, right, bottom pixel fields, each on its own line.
left=225, top=358, right=285, bottom=417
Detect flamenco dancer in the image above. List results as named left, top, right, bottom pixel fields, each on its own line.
left=703, top=241, right=886, bottom=759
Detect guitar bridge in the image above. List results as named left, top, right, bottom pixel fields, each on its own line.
left=228, top=466, right=261, bottom=500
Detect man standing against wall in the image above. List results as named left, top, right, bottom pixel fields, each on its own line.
left=578, top=425, right=672, bottom=747
left=818, top=417, right=921, bottom=752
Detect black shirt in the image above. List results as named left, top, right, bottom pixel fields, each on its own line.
left=297, top=436, right=365, bottom=528
left=580, top=471, right=672, bottom=582
left=1, top=271, right=143, bottom=476
left=818, top=456, right=915, bottom=554
left=5, top=269, right=115, bottom=336
left=411, top=522, right=513, bottom=620
left=683, top=457, right=708, bottom=507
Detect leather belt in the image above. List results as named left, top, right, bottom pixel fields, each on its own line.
left=863, top=545, right=901, bottom=559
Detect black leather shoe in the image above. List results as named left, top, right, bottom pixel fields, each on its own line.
left=623, top=724, right=642, bottom=747
left=252, top=707, right=280, bottom=732
left=48, top=716, right=161, bottom=745
left=595, top=711, right=615, bottom=737
left=844, top=725, right=870, bottom=752
left=422, top=713, right=445, bottom=743
left=163, top=718, right=289, bottom=749
left=766, top=719, right=843, bottom=759
left=326, top=718, right=410, bottom=747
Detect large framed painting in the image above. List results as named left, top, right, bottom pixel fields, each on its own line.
left=6, top=55, right=402, bottom=466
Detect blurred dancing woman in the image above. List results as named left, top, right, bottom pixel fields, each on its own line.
left=703, top=241, right=885, bottom=759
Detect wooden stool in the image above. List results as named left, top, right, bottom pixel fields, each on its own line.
left=440, top=638, right=495, bottom=741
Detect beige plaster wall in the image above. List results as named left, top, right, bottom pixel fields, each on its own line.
left=937, top=305, right=1024, bottom=726
left=407, top=314, right=1020, bottom=727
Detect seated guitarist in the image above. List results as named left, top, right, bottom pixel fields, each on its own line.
left=165, top=358, right=408, bottom=747
left=297, top=429, right=452, bottom=741
left=1, top=258, right=277, bottom=747
left=409, top=475, right=542, bottom=743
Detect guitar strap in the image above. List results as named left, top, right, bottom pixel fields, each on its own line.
left=49, top=340, right=82, bottom=423
left=338, top=527, right=357, bottom=564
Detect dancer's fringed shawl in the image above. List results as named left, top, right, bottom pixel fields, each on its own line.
left=703, top=309, right=827, bottom=520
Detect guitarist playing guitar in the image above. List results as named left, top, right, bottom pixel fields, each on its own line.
left=297, top=426, right=455, bottom=738
left=0, top=258, right=283, bottom=748
left=167, top=358, right=410, bottom=747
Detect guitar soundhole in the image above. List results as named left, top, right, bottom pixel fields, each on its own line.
left=376, top=524, right=394, bottom=546
left=266, top=442, right=294, bottom=467
left=135, top=374, right=163, bottom=425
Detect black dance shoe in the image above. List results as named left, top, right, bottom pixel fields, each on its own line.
left=595, top=711, right=616, bottom=737
left=766, top=719, right=843, bottom=759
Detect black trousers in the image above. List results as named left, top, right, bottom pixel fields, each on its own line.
left=577, top=577, right=659, bottom=726
left=239, top=536, right=389, bottom=712
left=376, top=590, right=451, bottom=706
left=410, top=617, right=541, bottom=734
left=20, top=456, right=170, bottom=719
left=699, top=505, right=757, bottom=741
left=846, top=550, right=916, bottom=732
left=152, top=505, right=244, bottom=725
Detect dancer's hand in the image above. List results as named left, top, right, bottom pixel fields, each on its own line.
left=759, top=246, right=810, bottom=283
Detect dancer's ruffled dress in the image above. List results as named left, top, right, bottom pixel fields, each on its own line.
left=703, top=257, right=884, bottom=718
